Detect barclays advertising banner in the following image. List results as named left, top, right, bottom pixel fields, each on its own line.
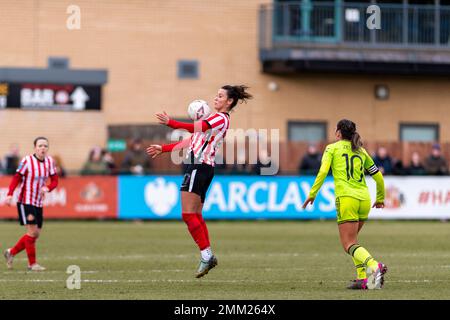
left=1, top=175, right=443, bottom=220
left=118, top=176, right=337, bottom=220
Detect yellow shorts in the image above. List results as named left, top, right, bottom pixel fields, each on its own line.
left=335, top=196, right=371, bottom=224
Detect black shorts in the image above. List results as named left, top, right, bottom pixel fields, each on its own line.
left=17, top=203, right=44, bottom=228
left=180, top=163, right=215, bottom=203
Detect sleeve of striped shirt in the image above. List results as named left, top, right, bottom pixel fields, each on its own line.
left=16, top=157, right=28, bottom=175
left=363, top=149, right=380, bottom=176
left=48, top=174, right=59, bottom=191
left=161, top=137, right=191, bottom=152
left=205, top=113, right=225, bottom=131
left=49, top=157, right=57, bottom=176
left=7, top=173, right=22, bottom=196
left=166, top=119, right=210, bottom=133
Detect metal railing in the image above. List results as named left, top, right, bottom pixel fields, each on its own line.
left=259, top=1, right=450, bottom=49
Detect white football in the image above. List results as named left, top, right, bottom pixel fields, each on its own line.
left=187, top=100, right=211, bottom=121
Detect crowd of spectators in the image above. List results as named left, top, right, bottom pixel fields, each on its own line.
left=80, top=138, right=151, bottom=175
left=1, top=141, right=449, bottom=176
left=80, top=146, right=114, bottom=175
left=371, top=143, right=449, bottom=176
left=295, top=143, right=449, bottom=177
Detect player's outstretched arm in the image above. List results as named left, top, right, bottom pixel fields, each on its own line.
left=303, top=146, right=333, bottom=209
left=156, top=111, right=170, bottom=125
left=146, top=137, right=191, bottom=158
left=147, top=145, right=163, bottom=158
left=155, top=111, right=209, bottom=133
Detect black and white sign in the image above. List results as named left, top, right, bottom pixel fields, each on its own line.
left=0, top=83, right=101, bottom=111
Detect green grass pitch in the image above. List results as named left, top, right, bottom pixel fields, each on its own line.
left=0, top=220, right=448, bottom=299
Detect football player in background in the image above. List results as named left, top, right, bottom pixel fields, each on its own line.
left=4, top=137, right=59, bottom=271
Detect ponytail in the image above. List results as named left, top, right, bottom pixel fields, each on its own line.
left=222, top=85, right=253, bottom=110
left=351, top=132, right=363, bottom=153
left=336, top=119, right=363, bottom=152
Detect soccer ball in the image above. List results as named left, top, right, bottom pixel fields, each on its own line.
left=187, top=100, right=211, bottom=121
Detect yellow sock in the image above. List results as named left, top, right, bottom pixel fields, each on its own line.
left=352, top=256, right=367, bottom=279
left=348, top=244, right=378, bottom=272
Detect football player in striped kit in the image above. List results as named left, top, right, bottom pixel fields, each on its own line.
left=147, top=85, right=252, bottom=278
left=4, top=137, right=59, bottom=271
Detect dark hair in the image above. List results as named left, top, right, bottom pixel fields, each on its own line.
left=34, top=136, right=48, bottom=147
left=336, top=119, right=362, bottom=152
left=221, top=85, right=253, bottom=110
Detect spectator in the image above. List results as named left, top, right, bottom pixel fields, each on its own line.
left=373, top=146, right=393, bottom=175
left=407, top=152, right=426, bottom=176
left=392, top=159, right=405, bottom=176
left=3, top=144, right=20, bottom=175
left=52, top=155, right=67, bottom=178
left=81, top=146, right=110, bottom=175
left=121, top=138, right=151, bottom=175
left=298, top=144, right=321, bottom=176
left=102, top=150, right=118, bottom=175
left=424, top=143, right=449, bottom=176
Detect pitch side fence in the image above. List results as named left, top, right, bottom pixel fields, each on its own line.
left=0, top=176, right=448, bottom=220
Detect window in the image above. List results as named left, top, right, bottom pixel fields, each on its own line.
left=400, top=123, right=439, bottom=142
left=48, top=57, right=69, bottom=69
left=288, top=121, right=327, bottom=142
left=177, top=60, right=199, bottom=79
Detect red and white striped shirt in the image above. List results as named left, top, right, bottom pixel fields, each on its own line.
left=16, top=154, right=57, bottom=207
left=188, top=112, right=230, bottom=166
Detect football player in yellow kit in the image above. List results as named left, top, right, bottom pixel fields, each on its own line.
left=303, top=119, right=387, bottom=290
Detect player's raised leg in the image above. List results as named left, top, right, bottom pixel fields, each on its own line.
left=181, top=191, right=217, bottom=278
left=196, top=203, right=217, bottom=278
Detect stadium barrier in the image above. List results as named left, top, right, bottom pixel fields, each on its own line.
left=0, top=176, right=117, bottom=219
left=0, top=176, right=449, bottom=220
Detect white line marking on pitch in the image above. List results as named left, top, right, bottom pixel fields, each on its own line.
left=1, top=269, right=186, bottom=274
left=2, top=265, right=448, bottom=275
left=0, top=279, right=449, bottom=284
left=9, top=252, right=450, bottom=262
